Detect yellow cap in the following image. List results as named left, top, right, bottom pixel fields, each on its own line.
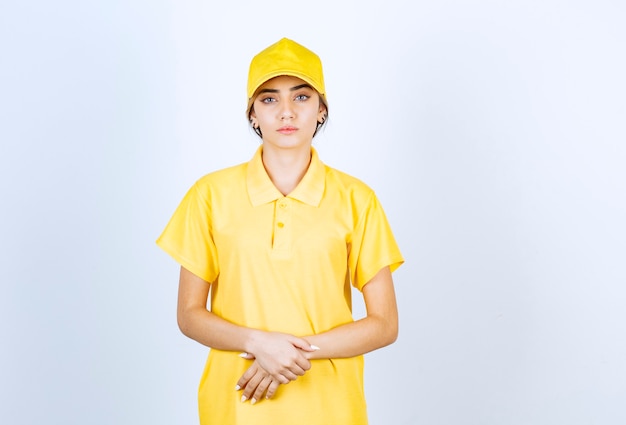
left=246, top=38, right=326, bottom=115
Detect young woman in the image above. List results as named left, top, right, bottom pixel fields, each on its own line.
left=157, top=38, right=404, bottom=425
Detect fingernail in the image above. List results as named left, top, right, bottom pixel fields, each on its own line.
left=251, top=398, right=257, bottom=405
left=241, top=395, right=247, bottom=403
left=311, top=345, right=320, bottom=350
left=235, top=385, right=241, bottom=391
left=239, top=352, right=248, bottom=358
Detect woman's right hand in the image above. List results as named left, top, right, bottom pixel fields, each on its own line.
left=244, top=331, right=318, bottom=384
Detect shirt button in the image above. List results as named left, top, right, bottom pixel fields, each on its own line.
left=277, top=222, right=284, bottom=228
left=279, top=202, right=286, bottom=208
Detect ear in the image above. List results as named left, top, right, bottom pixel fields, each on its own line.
left=249, top=111, right=258, bottom=128
left=317, top=104, right=327, bottom=123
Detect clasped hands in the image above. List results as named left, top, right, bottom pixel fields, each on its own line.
left=235, top=331, right=319, bottom=405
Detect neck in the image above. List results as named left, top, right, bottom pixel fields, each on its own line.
left=261, top=144, right=312, bottom=196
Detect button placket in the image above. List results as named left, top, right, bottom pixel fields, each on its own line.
left=273, top=197, right=291, bottom=252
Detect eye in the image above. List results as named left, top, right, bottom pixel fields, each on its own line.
left=295, top=94, right=310, bottom=101
left=261, top=96, right=276, bottom=104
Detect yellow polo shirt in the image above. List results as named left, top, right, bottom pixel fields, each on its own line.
left=157, top=147, right=403, bottom=425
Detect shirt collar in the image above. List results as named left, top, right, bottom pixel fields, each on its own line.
left=247, top=146, right=326, bottom=207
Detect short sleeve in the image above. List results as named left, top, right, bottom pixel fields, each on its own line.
left=156, top=182, right=219, bottom=283
left=348, top=192, right=404, bottom=291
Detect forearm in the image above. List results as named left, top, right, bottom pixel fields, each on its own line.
left=178, top=306, right=261, bottom=353
left=178, top=266, right=316, bottom=383
left=306, top=266, right=399, bottom=359
left=305, top=314, right=397, bottom=359
left=177, top=265, right=262, bottom=352
left=179, top=305, right=316, bottom=383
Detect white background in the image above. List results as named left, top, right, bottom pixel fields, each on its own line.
left=1, top=1, right=625, bottom=424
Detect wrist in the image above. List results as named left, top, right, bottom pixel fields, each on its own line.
left=304, top=335, right=322, bottom=359
left=243, top=329, right=265, bottom=354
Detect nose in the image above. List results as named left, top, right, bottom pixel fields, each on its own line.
left=279, top=102, right=294, bottom=120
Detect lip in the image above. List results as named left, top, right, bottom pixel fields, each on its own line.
left=277, top=126, right=298, bottom=135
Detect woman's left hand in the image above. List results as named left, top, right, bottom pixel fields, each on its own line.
left=236, top=360, right=281, bottom=404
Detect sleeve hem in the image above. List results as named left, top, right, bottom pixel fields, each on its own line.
left=155, top=238, right=215, bottom=284
left=354, top=256, right=405, bottom=292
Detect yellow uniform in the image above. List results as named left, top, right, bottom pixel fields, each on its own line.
left=157, top=147, right=403, bottom=424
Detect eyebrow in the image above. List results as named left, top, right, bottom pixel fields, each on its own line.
left=258, top=84, right=313, bottom=94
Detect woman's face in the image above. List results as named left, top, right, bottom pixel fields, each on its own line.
left=250, top=75, right=326, bottom=151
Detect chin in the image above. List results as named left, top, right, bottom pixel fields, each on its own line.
left=265, top=137, right=311, bottom=150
